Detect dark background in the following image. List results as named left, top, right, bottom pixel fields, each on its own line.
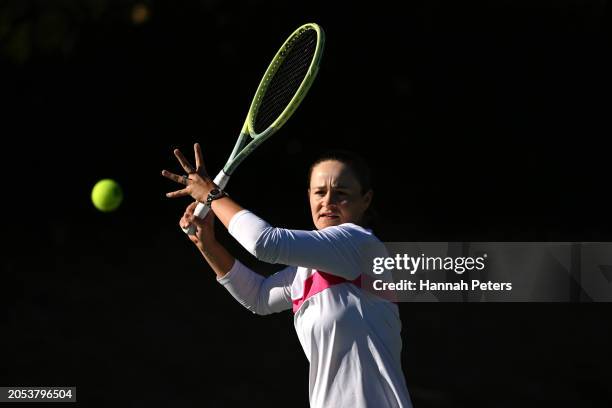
left=2, top=0, right=611, bottom=406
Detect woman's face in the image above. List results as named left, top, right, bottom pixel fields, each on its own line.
left=309, top=160, right=373, bottom=230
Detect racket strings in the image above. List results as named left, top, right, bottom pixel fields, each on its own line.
left=253, top=29, right=318, bottom=134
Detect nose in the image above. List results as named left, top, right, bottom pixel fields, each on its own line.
left=322, top=190, right=338, bottom=206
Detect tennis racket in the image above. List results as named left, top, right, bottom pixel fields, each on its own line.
left=182, top=23, right=325, bottom=235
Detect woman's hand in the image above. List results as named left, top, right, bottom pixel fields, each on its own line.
left=181, top=201, right=215, bottom=246
left=181, top=200, right=235, bottom=279
left=161, top=143, right=214, bottom=203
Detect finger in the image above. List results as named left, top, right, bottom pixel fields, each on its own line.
left=188, top=213, right=205, bottom=227
left=180, top=218, right=190, bottom=229
left=189, top=212, right=214, bottom=227
left=161, top=169, right=188, bottom=185
left=166, top=188, right=190, bottom=198
left=194, top=143, right=204, bottom=172
left=190, top=210, right=215, bottom=225
left=174, top=149, right=196, bottom=173
left=186, top=201, right=198, bottom=212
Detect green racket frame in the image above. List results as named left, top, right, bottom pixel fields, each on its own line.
left=183, top=23, right=325, bottom=235
left=225, top=22, right=325, bottom=175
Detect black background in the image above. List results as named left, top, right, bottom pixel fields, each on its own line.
left=2, top=0, right=611, bottom=406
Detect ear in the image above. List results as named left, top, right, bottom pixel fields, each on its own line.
left=362, top=189, right=373, bottom=209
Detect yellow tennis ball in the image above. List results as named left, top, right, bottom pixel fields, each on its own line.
left=91, top=179, right=123, bottom=212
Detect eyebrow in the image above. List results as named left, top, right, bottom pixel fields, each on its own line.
left=312, top=184, right=351, bottom=190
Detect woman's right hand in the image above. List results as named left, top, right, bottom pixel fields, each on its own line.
left=180, top=201, right=215, bottom=247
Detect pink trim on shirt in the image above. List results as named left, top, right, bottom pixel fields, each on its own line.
left=292, top=270, right=361, bottom=314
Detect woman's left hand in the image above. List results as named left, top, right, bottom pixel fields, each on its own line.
left=161, top=143, right=214, bottom=203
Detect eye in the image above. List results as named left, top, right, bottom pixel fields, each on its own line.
left=314, top=190, right=325, bottom=196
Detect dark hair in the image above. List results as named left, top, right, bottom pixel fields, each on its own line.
left=307, top=150, right=380, bottom=230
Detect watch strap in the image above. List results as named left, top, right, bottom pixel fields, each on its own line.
left=205, top=188, right=228, bottom=207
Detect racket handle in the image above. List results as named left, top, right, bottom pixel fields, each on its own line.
left=182, top=170, right=230, bottom=235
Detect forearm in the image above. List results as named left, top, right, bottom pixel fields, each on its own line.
left=196, top=238, right=236, bottom=279
left=209, top=194, right=244, bottom=229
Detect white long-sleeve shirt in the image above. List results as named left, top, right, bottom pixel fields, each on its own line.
left=217, top=210, right=412, bottom=408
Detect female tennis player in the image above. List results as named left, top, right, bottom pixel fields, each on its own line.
left=162, top=144, right=413, bottom=408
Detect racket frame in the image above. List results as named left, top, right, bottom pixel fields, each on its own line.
left=224, top=22, right=325, bottom=175
left=183, top=23, right=325, bottom=235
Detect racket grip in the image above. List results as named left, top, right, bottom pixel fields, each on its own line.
left=182, top=170, right=230, bottom=235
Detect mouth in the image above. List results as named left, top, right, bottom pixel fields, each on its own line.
left=319, top=213, right=340, bottom=220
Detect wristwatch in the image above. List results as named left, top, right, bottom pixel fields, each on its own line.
left=205, top=187, right=228, bottom=207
